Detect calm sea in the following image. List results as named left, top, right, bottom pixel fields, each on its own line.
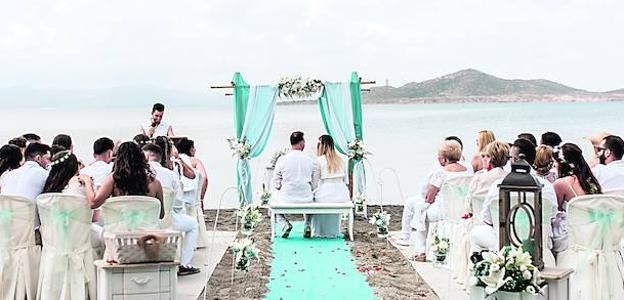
left=1, top=102, right=622, bottom=208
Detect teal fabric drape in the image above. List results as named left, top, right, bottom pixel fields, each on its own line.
left=318, top=82, right=355, bottom=155
left=237, top=85, right=279, bottom=204
left=349, top=72, right=366, bottom=196
left=233, top=72, right=250, bottom=139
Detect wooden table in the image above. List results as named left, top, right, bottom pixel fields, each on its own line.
left=95, top=260, right=179, bottom=300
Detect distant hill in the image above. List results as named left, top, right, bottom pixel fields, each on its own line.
left=608, top=88, right=624, bottom=94
left=364, top=69, right=624, bottom=103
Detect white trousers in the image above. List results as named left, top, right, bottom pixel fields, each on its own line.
left=401, top=196, right=443, bottom=253
left=469, top=224, right=497, bottom=253
left=173, top=212, right=199, bottom=266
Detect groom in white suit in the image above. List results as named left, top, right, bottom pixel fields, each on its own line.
left=272, top=131, right=320, bottom=238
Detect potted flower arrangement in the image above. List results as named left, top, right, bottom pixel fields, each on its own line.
left=347, top=139, right=371, bottom=161
left=259, top=184, right=272, bottom=206
left=470, top=246, right=544, bottom=300
left=430, top=235, right=451, bottom=265
left=353, top=193, right=367, bottom=213
left=237, top=204, right=263, bottom=236
left=278, top=76, right=324, bottom=100
left=369, top=210, right=391, bottom=237
left=227, top=137, right=251, bottom=160
left=231, top=238, right=259, bottom=272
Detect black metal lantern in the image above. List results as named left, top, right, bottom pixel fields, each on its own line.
left=498, top=156, right=544, bottom=270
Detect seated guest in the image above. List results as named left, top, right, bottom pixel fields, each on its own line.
left=517, top=133, right=537, bottom=146
left=395, top=140, right=470, bottom=261
left=133, top=134, right=151, bottom=147
left=553, top=143, right=602, bottom=207
left=428, top=136, right=473, bottom=174
left=176, top=138, right=209, bottom=206
left=583, top=131, right=611, bottom=167
left=154, top=136, right=195, bottom=180
left=0, top=142, right=51, bottom=227
left=42, top=150, right=105, bottom=253
left=464, top=141, right=510, bottom=216
left=21, top=133, right=41, bottom=144
left=471, top=130, right=496, bottom=172
left=0, top=144, right=24, bottom=192
left=8, top=137, right=27, bottom=157
left=272, top=131, right=319, bottom=238
left=142, top=144, right=200, bottom=276
left=540, top=131, right=562, bottom=148
left=52, top=134, right=73, bottom=151
left=83, top=142, right=164, bottom=218
left=533, top=145, right=557, bottom=183
left=470, top=144, right=557, bottom=253
left=311, top=135, right=349, bottom=238
left=81, top=137, right=114, bottom=188
left=591, top=135, right=624, bottom=190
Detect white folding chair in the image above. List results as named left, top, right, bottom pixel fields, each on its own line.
left=100, top=196, right=161, bottom=232
left=557, top=194, right=624, bottom=300
left=36, top=193, right=95, bottom=299
left=160, top=188, right=176, bottom=229
left=0, top=195, right=40, bottom=300
left=186, top=172, right=210, bottom=248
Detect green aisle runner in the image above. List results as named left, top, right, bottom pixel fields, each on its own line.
left=265, top=222, right=376, bottom=300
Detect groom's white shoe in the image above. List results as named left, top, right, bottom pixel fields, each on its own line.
left=394, top=238, right=411, bottom=247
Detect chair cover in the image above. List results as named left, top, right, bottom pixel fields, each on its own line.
left=36, top=193, right=95, bottom=300
left=0, top=195, right=41, bottom=300
left=603, top=188, right=624, bottom=197
left=100, top=196, right=161, bottom=232
left=454, top=193, right=486, bottom=288
left=557, top=194, right=624, bottom=300
left=160, top=188, right=176, bottom=229
left=186, top=172, right=209, bottom=248
left=433, top=175, right=472, bottom=268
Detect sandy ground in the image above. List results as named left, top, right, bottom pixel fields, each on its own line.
left=201, top=206, right=437, bottom=300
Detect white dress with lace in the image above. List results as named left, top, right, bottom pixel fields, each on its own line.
left=310, top=156, right=349, bottom=238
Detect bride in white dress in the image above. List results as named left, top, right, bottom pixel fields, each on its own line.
left=311, top=135, right=350, bottom=238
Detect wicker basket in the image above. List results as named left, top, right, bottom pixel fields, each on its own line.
left=103, top=230, right=182, bottom=264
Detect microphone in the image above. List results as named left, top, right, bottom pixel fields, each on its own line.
left=151, top=122, right=157, bottom=127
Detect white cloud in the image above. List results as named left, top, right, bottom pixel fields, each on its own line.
left=0, top=0, right=622, bottom=91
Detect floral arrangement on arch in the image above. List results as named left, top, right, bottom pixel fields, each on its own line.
left=348, top=139, right=371, bottom=161
left=231, top=238, right=259, bottom=272
left=227, top=137, right=251, bottom=160
left=430, top=235, right=450, bottom=263
left=369, top=210, right=391, bottom=237
left=278, top=76, right=324, bottom=100
left=470, top=246, right=544, bottom=295
left=237, top=204, right=263, bottom=235
left=267, top=148, right=289, bottom=169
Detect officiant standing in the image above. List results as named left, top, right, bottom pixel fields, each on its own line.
left=140, top=103, right=175, bottom=138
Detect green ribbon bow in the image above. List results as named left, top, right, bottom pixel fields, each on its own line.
left=51, top=207, right=75, bottom=250
left=122, top=210, right=146, bottom=231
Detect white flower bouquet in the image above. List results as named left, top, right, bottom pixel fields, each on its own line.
left=431, top=235, right=451, bottom=263
left=227, top=137, right=251, bottom=160
left=369, top=210, right=391, bottom=237
left=470, top=246, right=543, bottom=296
left=259, top=184, right=272, bottom=206
left=231, top=238, right=259, bottom=272
left=348, top=139, right=371, bottom=161
left=267, top=148, right=289, bottom=169
left=236, top=204, right=263, bottom=235
left=278, top=76, right=324, bottom=100
left=353, top=193, right=367, bottom=213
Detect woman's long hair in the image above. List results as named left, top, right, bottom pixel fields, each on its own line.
left=317, top=135, right=343, bottom=173
left=533, top=145, right=554, bottom=176
left=0, top=144, right=23, bottom=175
left=554, top=143, right=602, bottom=194
left=113, top=142, right=153, bottom=195
left=477, top=130, right=496, bottom=152
left=154, top=136, right=172, bottom=168
left=43, top=150, right=79, bottom=193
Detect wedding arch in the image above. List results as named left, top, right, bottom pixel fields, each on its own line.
left=212, top=72, right=374, bottom=206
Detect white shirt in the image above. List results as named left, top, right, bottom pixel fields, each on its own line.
left=0, top=161, right=49, bottom=227
left=271, top=150, right=319, bottom=203
left=80, top=160, right=112, bottom=188
left=142, top=121, right=171, bottom=137
left=148, top=161, right=184, bottom=210
left=480, top=175, right=557, bottom=226
left=592, top=160, right=624, bottom=191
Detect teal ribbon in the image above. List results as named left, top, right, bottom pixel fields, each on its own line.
left=588, top=209, right=615, bottom=247
left=122, top=210, right=146, bottom=231
left=454, top=186, right=469, bottom=200
left=0, top=209, right=13, bottom=222
left=50, top=207, right=74, bottom=250
left=0, top=209, right=14, bottom=246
